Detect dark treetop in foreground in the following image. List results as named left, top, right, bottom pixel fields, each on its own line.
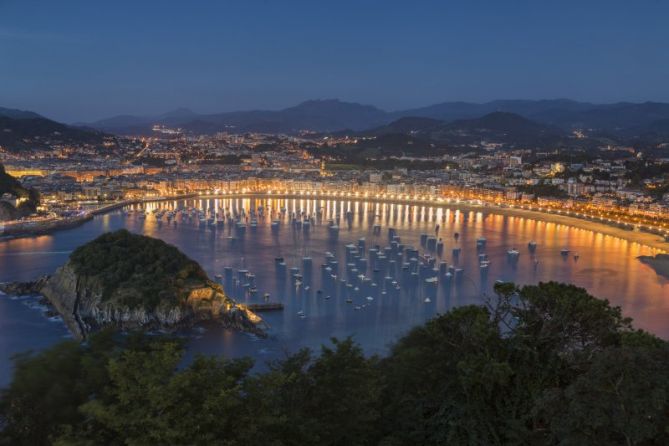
left=1, top=281, right=667, bottom=446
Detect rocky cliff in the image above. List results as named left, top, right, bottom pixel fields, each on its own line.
left=37, top=262, right=264, bottom=339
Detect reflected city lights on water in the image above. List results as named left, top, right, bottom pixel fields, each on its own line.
left=0, top=196, right=667, bottom=385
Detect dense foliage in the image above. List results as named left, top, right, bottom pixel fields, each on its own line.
left=69, top=229, right=208, bottom=308
left=1, top=281, right=667, bottom=445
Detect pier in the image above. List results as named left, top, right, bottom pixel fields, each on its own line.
left=246, top=303, right=284, bottom=312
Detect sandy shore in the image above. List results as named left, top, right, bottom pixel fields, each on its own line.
left=204, top=193, right=669, bottom=253
left=448, top=203, right=669, bottom=253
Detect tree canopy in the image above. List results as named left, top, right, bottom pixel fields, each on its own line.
left=69, top=229, right=209, bottom=309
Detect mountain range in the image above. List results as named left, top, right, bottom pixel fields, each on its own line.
left=2, top=99, right=669, bottom=152
left=79, top=99, right=669, bottom=139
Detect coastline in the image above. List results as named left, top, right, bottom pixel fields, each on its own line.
left=0, top=192, right=667, bottom=253
left=203, top=193, right=669, bottom=253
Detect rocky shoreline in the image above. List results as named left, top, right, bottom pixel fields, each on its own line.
left=0, top=264, right=266, bottom=340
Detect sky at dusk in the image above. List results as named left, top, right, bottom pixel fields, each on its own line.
left=1, top=0, right=668, bottom=122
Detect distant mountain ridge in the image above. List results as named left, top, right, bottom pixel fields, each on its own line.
left=0, top=107, right=110, bottom=152
left=79, top=98, right=669, bottom=137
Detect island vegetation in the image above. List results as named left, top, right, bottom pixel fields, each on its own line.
left=1, top=281, right=667, bottom=445
left=69, top=229, right=209, bottom=309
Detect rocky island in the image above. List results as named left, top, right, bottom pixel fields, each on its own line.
left=0, top=229, right=265, bottom=339
left=638, top=254, right=669, bottom=280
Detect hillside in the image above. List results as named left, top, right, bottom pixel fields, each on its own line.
left=365, top=116, right=443, bottom=135
left=0, top=163, right=39, bottom=221
left=87, top=99, right=388, bottom=135
left=0, top=112, right=109, bottom=151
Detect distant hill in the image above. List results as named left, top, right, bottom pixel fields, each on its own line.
left=85, top=99, right=388, bottom=135
left=439, top=112, right=563, bottom=140
left=80, top=98, right=669, bottom=137
left=0, top=110, right=109, bottom=152
left=393, top=99, right=595, bottom=124
left=394, top=100, right=669, bottom=136
left=358, top=112, right=565, bottom=147
left=0, top=107, right=43, bottom=120
left=365, top=117, right=443, bottom=136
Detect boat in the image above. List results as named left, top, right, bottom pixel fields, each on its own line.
left=507, top=248, right=520, bottom=258
left=424, top=297, right=431, bottom=303
left=561, top=248, right=570, bottom=256
left=573, top=252, right=580, bottom=260
left=345, top=298, right=353, bottom=303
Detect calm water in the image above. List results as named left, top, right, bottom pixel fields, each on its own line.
left=1, top=197, right=667, bottom=386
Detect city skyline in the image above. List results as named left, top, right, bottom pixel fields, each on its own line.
left=2, top=0, right=669, bottom=121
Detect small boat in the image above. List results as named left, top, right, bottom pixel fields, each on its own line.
left=345, top=298, right=353, bottom=303
left=573, top=252, right=580, bottom=260
left=561, top=248, right=570, bottom=256
left=528, top=241, right=537, bottom=251
left=424, top=297, right=431, bottom=303
left=366, top=296, right=374, bottom=301
left=296, top=310, right=305, bottom=317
